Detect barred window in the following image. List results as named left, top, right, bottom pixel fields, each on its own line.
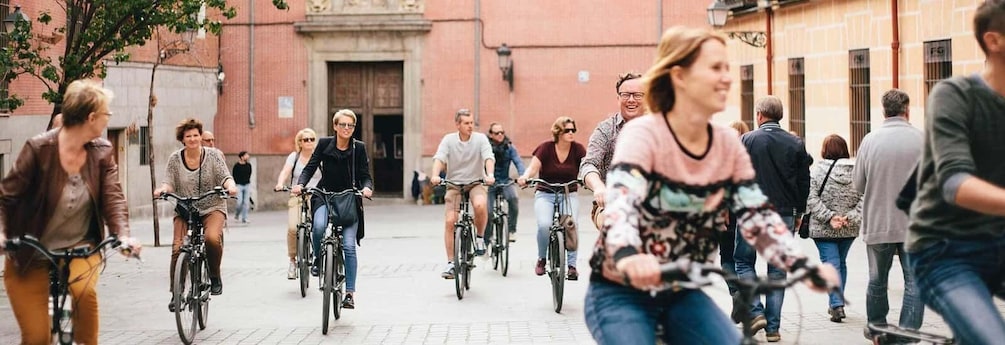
left=924, top=39, right=952, bottom=101
left=140, top=126, right=150, bottom=166
left=849, top=49, right=870, bottom=154
left=788, top=58, right=805, bottom=139
left=741, top=65, right=754, bottom=131
left=0, top=1, right=11, bottom=113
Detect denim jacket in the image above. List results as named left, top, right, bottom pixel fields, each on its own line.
left=491, top=137, right=525, bottom=183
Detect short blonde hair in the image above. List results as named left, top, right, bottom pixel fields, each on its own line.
left=642, top=26, right=726, bottom=115
left=62, top=79, right=114, bottom=127
left=294, top=128, right=318, bottom=152
left=332, top=109, right=357, bottom=125
left=728, top=120, right=750, bottom=136
left=550, top=116, right=576, bottom=142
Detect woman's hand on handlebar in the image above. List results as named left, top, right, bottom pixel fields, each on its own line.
left=616, top=254, right=662, bottom=290
left=805, top=263, right=841, bottom=293
left=516, top=176, right=528, bottom=187
left=117, top=236, right=143, bottom=261
left=362, top=187, right=373, bottom=199
left=291, top=185, right=303, bottom=196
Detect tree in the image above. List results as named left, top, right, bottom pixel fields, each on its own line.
left=0, top=0, right=289, bottom=128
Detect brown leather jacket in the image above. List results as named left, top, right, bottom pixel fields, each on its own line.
left=0, top=129, right=129, bottom=273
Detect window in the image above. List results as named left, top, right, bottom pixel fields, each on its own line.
left=849, top=49, right=871, bottom=154
left=788, top=58, right=806, bottom=139
left=740, top=65, right=754, bottom=131
left=924, top=39, right=952, bottom=101
left=139, top=126, right=150, bottom=166
left=0, top=154, right=4, bottom=180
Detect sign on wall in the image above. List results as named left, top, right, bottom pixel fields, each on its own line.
left=278, top=96, right=294, bottom=118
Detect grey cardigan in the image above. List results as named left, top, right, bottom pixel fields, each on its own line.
left=807, top=159, right=863, bottom=239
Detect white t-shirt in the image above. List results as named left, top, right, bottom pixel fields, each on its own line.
left=287, top=152, right=321, bottom=188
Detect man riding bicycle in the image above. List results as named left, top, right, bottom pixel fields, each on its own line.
left=486, top=122, right=525, bottom=244
left=430, top=109, right=495, bottom=279
left=906, top=2, right=1005, bottom=343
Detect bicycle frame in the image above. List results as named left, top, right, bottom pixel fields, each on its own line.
left=306, top=187, right=361, bottom=332
left=3, top=235, right=121, bottom=345
left=441, top=180, right=483, bottom=300
left=489, top=182, right=512, bottom=276
left=525, top=178, right=581, bottom=313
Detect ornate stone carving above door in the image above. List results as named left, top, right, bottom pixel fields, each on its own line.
left=308, top=0, right=330, bottom=13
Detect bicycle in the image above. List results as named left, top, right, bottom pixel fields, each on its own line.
left=488, top=181, right=514, bottom=277
left=524, top=178, right=582, bottom=313
left=306, top=187, right=365, bottom=334
left=2, top=235, right=132, bottom=345
left=440, top=179, right=484, bottom=300
left=157, top=186, right=228, bottom=345
left=276, top=186, right=314, bottom=298
left=866, top=323, right=954, bottom=344
left=653, top=258, right=834, bottom=345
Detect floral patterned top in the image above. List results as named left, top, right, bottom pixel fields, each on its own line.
left=589, top=115, right=809, bottom=286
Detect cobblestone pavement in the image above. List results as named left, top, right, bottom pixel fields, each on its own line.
left=1, top=193, right=1002, bottom=344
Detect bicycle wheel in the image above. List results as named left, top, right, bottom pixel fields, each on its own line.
left=500, top=214, right=510, bottom=277
left=173, top=253, right=197, bottom=344
left=491, top=216, right=501, bottom=271
left=549, top=230, right=566, bottom=313
left=453, top=225, right=465, bottom=300
left=197, top=257, right=211, bottom=330
left=333, top=244, right=345, bottom=321
left=297, top=225, right=311, bottom=298
left=463, top=226, right=472, bottom=290
left=321, top=242, right=335, bottom=334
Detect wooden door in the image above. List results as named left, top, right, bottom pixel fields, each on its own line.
left=329, top=62, right=404, bottom=195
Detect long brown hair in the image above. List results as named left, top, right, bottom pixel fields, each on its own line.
left=642, top=26, right=726, bottom=115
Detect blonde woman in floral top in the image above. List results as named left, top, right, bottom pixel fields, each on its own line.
left=583, top=26, right=839, bottom=345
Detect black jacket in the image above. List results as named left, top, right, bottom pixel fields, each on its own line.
left=740, top=121, right=813, bottom=214
left=298, top=137, right=374, bottom=244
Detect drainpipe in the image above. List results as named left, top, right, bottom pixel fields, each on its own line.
left=657, top=0, right=663, bottom=38
left=474, top=0, right=481, bottom=126
left=891, top=0, right=900, bottom=88
left=248, top=0, right=256, bottom=128
left=766, top=6, right=774, bottom=95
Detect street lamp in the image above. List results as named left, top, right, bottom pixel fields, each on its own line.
left=216, top=63, right=225, bottom=94
left=3, top=5, right=29, bottom=35
left=706, top=1, right=767, bottom=48
left=496, top=43, right=514, bottom=91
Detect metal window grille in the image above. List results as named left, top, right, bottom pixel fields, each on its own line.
left=741, top=65, right=754, bottom=130
left=0, top=1, right=10, bottom=113
left=849, top=49, right=871, bottom=154
left=788, top=58, right=805, bottom=139
left=139, top=127, right=150, bottom=166
left=924, top=39, right=952, bottom=101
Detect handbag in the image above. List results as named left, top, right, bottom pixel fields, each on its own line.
left=799, top=159, right=836, bottom=238
left=329, top=140, right=359, bottom=227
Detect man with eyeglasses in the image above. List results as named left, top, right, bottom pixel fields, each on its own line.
left=202, top=131, right=217, bottom=148
left=430, top=109, right=495, bottom=279
left=486, top=123, right=526, bottom=244
left=579, top=72, right=645, bottom=229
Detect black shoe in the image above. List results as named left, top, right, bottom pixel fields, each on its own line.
left=311, top=266, right=319, bottom=277
left=210, top=277, right=223, bottom=295
left=342, top=293, right=355, bottom=309
left=168, top=296, right=177, bottom=312
left=828, top=306, right=846, bottom=323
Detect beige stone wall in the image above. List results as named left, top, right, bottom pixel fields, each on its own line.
left=720, top=0, right=986, bottom=159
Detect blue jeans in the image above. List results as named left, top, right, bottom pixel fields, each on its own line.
left=235, top=184, right=251, bottom=221
left=734, top=214, right=795, bottom=333
left=908, top=236, right=1005, bottom=345
left=485, top=184, right=519, bottom=243
left=866, top=243, right=923, bottom=329
left=814, top=238, right=855, bottom=308
left=313, top=205, right=359, bottom=293
left=534, top=191, right=577, bottom=267
left=585, top=279, right=741, bottom=345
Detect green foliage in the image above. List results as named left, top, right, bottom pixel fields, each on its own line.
left=0, top=0, right=288, bottom=112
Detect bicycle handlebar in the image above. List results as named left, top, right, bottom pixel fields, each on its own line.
left=3, top=235, right=128, bottom=263
left=305, top=187, right=371, bottom=200
left=523, top=178, right=583, bottom=190
left=654, top=259, right=832, bottom=293
left=156, top=187, right=229, bottom=203
left=438, top=179, right=485, bottom=189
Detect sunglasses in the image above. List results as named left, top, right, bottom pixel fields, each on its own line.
left=490, top=131, right=505, bottom=135
left=301, top=137, right=316, bottom=143
left=336, top=123, right=356, bottom=129
left=563, top=128, right=577, bottom=134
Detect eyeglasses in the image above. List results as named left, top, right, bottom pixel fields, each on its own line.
left=618, top=92, right=645, bottom=100
left=490, top=131, right=505, bottom=135
left=563, top=128, right=577, bottom=134
left=202, top=138, right=215, bottom=143
left=335, top=123, right=356, bottom=129
left=301, top=137, right=316, bottom=143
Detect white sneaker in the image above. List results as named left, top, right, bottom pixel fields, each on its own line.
left=441, top=262, right=455, bottom=279
left=287, top=262, right=297, bottom=280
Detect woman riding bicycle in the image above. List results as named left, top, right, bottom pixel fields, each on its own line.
left=275, top=128, right=322, bottom=280
left=0, top=79, right=143, bottom=345
left=292, top=109, right=373, bottom=310
left=517, top=116, right=587, bottom=280
left=583, top=27, right=838, bottom=345
left=154, top=118, right=238, bottom=306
